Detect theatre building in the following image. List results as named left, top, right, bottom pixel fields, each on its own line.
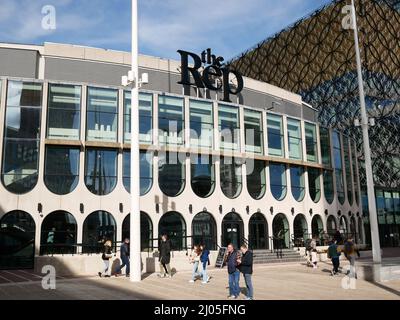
left=0, top=42, right=363, bottom=273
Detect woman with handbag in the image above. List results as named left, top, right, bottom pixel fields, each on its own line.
left=98, top=239, right=113, bottom=277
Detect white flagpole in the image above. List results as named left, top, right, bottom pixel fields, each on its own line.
left=350, top=0, right=381, bottom=263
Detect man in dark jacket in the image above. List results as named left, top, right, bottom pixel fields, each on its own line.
left=238, top=244, right=254, bottom=300
left=158, top=234, right=172, bottom=278
left=225, top=243, right=240, bottom=299
left=114, top=238, right=130, bottom=277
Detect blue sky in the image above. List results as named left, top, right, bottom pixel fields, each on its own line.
left=0, top=0, right=332, bottom=60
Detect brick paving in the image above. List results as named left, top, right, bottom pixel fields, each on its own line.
left=0, top=260, right=399, bottom=300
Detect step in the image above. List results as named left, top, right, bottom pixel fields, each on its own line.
left=254, top=257, right=305, bottom=264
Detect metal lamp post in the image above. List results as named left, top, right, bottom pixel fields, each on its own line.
left=350, top=0, right=381, bottom=263
left=121, top=0, right=148, bottom=282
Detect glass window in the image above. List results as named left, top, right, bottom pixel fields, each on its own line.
left=44, top=146, right=79, bottom=195
left=47, top=84, right=81, bottom=140
left=287, top=118, right=302, bottom=160
left=158, top=151, right=185, bottom=197
left=323, top=169, right=334, bottom=204
left=351, top=141, right=359, bottom=205
left=158, top=95, right=184, bottom=145
left=308, top=168, right=321, bottom=203
left=158, top=211, right=186, bottom=250
left=305, top=123, right=318, bottom=162
left=333, top=131, right=345, bottom=204
left=191, top=154, right=215, bottom=198
left=82, top=211, right=116, bottom=254
left=244, top=109, right=263, bottom=154
left=220, top=156, right=242, bottom=198
left=219, top=104, right=240, bottom=151
left=2, top=81, right=42, bottom=194
left=123, top=150, right=153, bottom=195
left=122, top=212, right=153, bottom=251
left=124, top=91, right=153, bottom=144
left=269, top=163, right=287, bottom=200
left=290, top=165, right=305, bottom=201
left=267, top=114, right=284, bottom=157
left=40, top=211, right=77, bottom=255
left=246, top=159, right=266, bottom=199
left=84, top=148, right=117, bottom=195
left=192, top=211, right=217, bottom=250
left=190, top=100, right=213, bottom=149
left=344, top=137, right=353, bottom=205
left=86, top=87, right=118, bottom=142
left=320, top=127, right=331, bottom=166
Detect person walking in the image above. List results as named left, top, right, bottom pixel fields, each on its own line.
left=238, top=245, right=254, bottom=300
left=98, top=240, right=113, bottom=278
left=200, top=244, right=210, bottom=284
left=327, top=240, right=341, bottom=276
left=189, top=245, right=202, bottom=283
left=343, top=237, right=360, bottom=279
left=114, top=238, right=130, bottom=277
left=158, top=234, right=172, bottom=278
left=225, top=243, right=240, bottom=299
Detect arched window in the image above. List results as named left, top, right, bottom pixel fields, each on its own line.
left=308, top=168, right=321, bottom=203
left=220, top=157, right=242, bottom=199
left=123, top=150, right=153, bottom=195
left=272, top=213, right=290, bottom=249
left=290, top=165, right=305, bottom=202
left=82, top=211, right=116, bottom=253
left=0, top=211, right=35, bottom=269
left=323, top=170, right=334, bottom=204
left=249, top=213, right=268, bottom=249
left=44, top=146, right=80, bottom=195
left=327, top=216, right=337, bottom=237
left=192, top=211, right=217, bottom=250
left=269, top=163, right=287, bottom=200
left=158, top=151, right=185, bottom=197
left=122, top=212, right=153, bottom=251
left=311, top=215, right=324, bottom=238
left=158, top=211, right=186, bottom=250
left=246, top=159, right=266, bottom=200
left=293, top=214, right=308, bottom=245
left=357, top=217, right=363, bottom=244
left=191, top=154, right=215, bottom=198
left=222, top=212, right=244, bottom=249
left=350, top=216, right=357, bottom=239
left=339, top=215, right=348, bottom=235
left=40, top=211, right=77, bottom=255
left=85, top=148, right=117, bottom=195
left=2, top=81, right=42, bottom=194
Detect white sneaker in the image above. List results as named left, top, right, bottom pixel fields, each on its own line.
left=201, top=281, right=208, bottom=284
left=189, top=280, right=194, bottom=283
left=228, top=295, right=236, bottom=299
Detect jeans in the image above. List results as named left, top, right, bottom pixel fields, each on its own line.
left=201, top=261, right=208, bottom=282
left=331, top=257, right=340, bottom=273
left=228, top=270, right=240, bottom=297
left=348, top=256, right=357, bottom=278
left=116, top=255, right=130, bottom=275
left=243, top=273, right=254, bottom=299
left=191, top=261, right=201, bottom=280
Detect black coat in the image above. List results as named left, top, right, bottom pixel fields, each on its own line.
left=159, top=240, right=171, bottom=264
left=239, top=251, right=253, bottom=274
left=101, top=245, right=112, bottom=261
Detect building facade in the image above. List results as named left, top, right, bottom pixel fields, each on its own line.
left=0, top=42, right=363, bottom=270
left=231, top=0, right=400, bottom=247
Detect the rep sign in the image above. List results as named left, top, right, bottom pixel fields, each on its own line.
left=177, top=48, right=244, bottom=102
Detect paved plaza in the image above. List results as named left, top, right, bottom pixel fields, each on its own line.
left=0, top=260, right=399, bottom=300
